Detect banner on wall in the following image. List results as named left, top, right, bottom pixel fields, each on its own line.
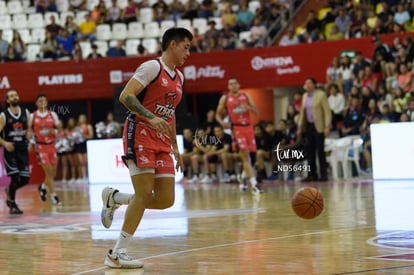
left=0, top=33, right=411, bottom=102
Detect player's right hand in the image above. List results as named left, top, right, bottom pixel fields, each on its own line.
left=149, top=116, right=170, bottom=135
left=221, top=122, right=231, bottom=129
left=4, top=142, right=14, bottom=152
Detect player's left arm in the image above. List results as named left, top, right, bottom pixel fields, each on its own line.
left=171, top=116, right=184, bottom=172
left=52, top=111, right=59, bottom=136
left=27, top=110, right=34, bottom=151
left=245, top=93, right=259, bottom=115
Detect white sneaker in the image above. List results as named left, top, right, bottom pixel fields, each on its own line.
left=187, top=175, right=198, bottom=183
left=104, top=249, right=144, bottom=269
left=221, top=173, right=231, bottom=183
left=101, top=187, right=121, bottom=229
left=237, top=174, right=248, bottom=192
left=251, top=185, right=264, bottom=195
left=201, top=175, right=212, bottom=184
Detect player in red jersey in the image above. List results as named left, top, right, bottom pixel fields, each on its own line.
left=101, top=27, right=193, bottom=269
left=30, top=94, right=61, bottom=205
left=215, top=77, right=263, bottom=195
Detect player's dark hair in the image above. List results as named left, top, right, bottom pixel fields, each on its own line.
left=36, top=93, right=47, bottom=101
left=161, top=28, right=193, bottom=51
left=3, top=90, right=17, bottom=108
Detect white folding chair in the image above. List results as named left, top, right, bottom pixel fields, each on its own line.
left=94, top=40, right=109, bottom=57
left=44, top=12, right=60, bottom=25
left=28, top=13, right=45, bottom=29
left=209, top=17, right=223, bottom=30
left=127, top=22, right=144, bottom=39
left=144, top=22, right=161, bottom=38
left=7, top=1, right=24, bottom=14
left=87, top=0, right=100, bottom=11
left=0, top=1, right=7, bottom=15
left=27, top=43, right=41, bottom=61
left=238, top=31, right=251, bottom=42
left=60, top=11, right=75, bottom=25
left=111, top=23, right=127, bottom=40
left=142, top=38, right=158, bottom=54
left=18, top=29, right=31, bottom=44
left=176, top=19, right=192, bottom=30
left=96, top=24, right=111, bottom=40
left=56, top=0, right=70, bottom=12
left=117, top=0, right=128, bottom=8
left=160, top=20, right=175, bottom=34
left=192, top=18, right=207, bottom=35
left=75, top=10, right=89, bottom=25
left=125, top=38, right=140, bottom=56
left=31, top=28, right=46, bottom=43
left=248, top=0, right=260, bottom=14
left=0, top=15, right=12, bottom=30
left=2, top=29, right=13, bottom=43
left=79, top=41, right=92, bottom=58
left=139, top=8, right=154, bottom=24
left=12, top=14, right=28, bottom=29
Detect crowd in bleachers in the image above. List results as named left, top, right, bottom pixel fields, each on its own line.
left=0, top=0, right=293, bottom=62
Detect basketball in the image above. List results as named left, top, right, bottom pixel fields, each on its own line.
left=291, top=187, right=324, bottom=219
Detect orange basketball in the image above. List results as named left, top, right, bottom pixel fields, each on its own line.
left=291, top=187, right=324, bottom=219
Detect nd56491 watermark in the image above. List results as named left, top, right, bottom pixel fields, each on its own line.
left=273, top=143, right=310, bottom=173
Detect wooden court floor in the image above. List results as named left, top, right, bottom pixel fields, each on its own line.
left=1, top=178, right=414, bottom=275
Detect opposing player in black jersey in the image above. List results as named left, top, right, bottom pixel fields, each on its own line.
left=0, top=90, right=31, bottom=215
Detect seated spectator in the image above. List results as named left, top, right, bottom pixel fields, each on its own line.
left=65, top=15, right=79, bottom=35
left=87, top=43, right=103, bottom=58
left=107, top=40, right=126, bottom=57
left=394, top=3, right=410, bottom=26
left=137, top=44, right=149, bottom=56
left=392, top=86, right=410, bottom=116
left=327, top=83, right=345, bottom=131
left=57, top=29, right=76, bottom=58
left=377, top=1, right=393, bottom=31
left=304, top=10, right=322, bottom=42
left=46, top=15, right=63, bottom=38
left=91, top=0, right=108, bottom=24
left=327, top=24, right=344, bottom=40
left=379, top=104, right=394, bottom=122
left=366, top=9, right=379, bottom=32
left=347, top=7, right=365, bottom=38
left=219, top=24, right=236, bottom=50
left=249, top=17, right=267, bottom=47
left=152, top=0, right=168, bottom=24
left=107, top=0, right=123, bottom=24
left=40, top=30, right=59, bottom=59
left=405, top=97, right=414, bottom=121
left=36, top=0, right=57, bottom=13
left=334, top=7, right=351, bottom=35
left=221, top=5, right=237, bottom=30
left=123, top=0, right=138, bottom=23
left=4, top=47, right=24, bottom=62
left=397, top=63, right=412, bottom=93
left=326, top=56, right=342, bottom=87
left=181, top=128, right=195, bottom=180
left=181, top=0, right=200, bottom=20
left=0, top=30, right=9, bottom=61
left=235, top=3, right=254, bottom=33
left=203, top=21, right=220, bottom=50
left=199, top=0, right=215, bottom=19
left=339, top=55, right=354, bottom=95
left=78, top=13, right=96, bottom=41
left=69, top=0, right=87, bottom=11
left=378, top=84, right=393, bottom=113
left=190, top=27, right=203, bottom=52
left=340, top=96, right=364, bottom=137
left=168, top=0, right=185, bottom=21
left=361, top=86, right=376, bottom=114
left=10, top=30, right=27, bottom=60
left=279, top=27, right=299, bottom=47
left=362, top=65, right=380, bottom=93
left=72, top=41, right=83, bottom=61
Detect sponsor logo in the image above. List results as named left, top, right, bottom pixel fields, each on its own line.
left=0, top=76, right=10, bottom=89
left=38, top=74, right=83, bottom=85
left=161, top=77, right=168, bottom=87
left=154, top=92, right=176, bottom=120
left=110, top=70, right=122, bottom=84
left=183, top=65, right=225, bottom=80
left=139, top=155, right=149, bottom=164
left=251, top=56, right=301, bottom=75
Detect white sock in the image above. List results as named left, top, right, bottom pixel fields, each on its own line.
left=113, top=192, right=134, bottom=205
left=113, top=230, right=132, bottom=253
left=249, top=177, right=257, bottom=187
left=51, top=192, right=57, bottom=198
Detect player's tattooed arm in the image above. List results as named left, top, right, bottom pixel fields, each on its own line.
left=124, top=95, right=155, bottom=120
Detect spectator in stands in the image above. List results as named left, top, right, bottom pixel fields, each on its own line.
left=404, top=36, right=414, bottom=62
left=392, top=86, right=409, bottom=117
left=377, top=1, right=393, bottom=31
left=168, top=0, right=185, bottom=21
left=40, top=30, right=58, bottom=59
left=190, top=27, right=203, bottom=52
left=57, top=29, right=77, bottom=58
left=326, top=56, right=342, bottom=88
left=72, top=41, right=83, bottom=61
left=107, top=40, right=126, bottom=57
left=379, top=104, right=394, bottom=122
left=352, top=51, right=370, bottom=77
left=219, top=24, right=237, bottom=50
left=91, top=0, right=109, bottom=24
left=334, top=7, right=351, bottom=34
left=10, top=31, right=27, bottom=60
left=123, top=0, right=138, bottom=23
left=199, top=0, right=215, bottom=19
left=87, top=43, right=103, bottom=58
left=3, top=47, right=24, bottom=62
left=69, top=0, right=87, bottom=11
left=181, top=0, right=200, bottom=20
left=394, top=3, right=411, bottom=26
left=78, top=13, right=97, bottom=41
left=35, top=0, right=57, bottom=13
left=366, top=9, right=378, bottom=32
left=341, top=96, right=364, bottom=137
left=378, top=84, right=393, bottom=113
left=339, top=54, right=354, bottom=95
left=397, top=63, right=412, bottom=93
left=362, top=65, right=380, bottom=93
left=107, top=0, right=123, bottom=24
left=221, top=5, right=237, bottom=30
left=201, top=109, right=218, bottom=135
left=249, top=17, right=267, bottom=47
left=327, top=24, right=344, bottom=40
left=137, top=44, right=149, bottom=56
left=181, top=128, right=195, bottom=180
left=46, top=15, right=63, bottom=38
left=152, top=0, right=168, bottom=24
left=405, top=97, right=414, bottom=121
left=347, top=7, right=365, bottom=38
left=0, top=30, right=8, bottom=61
left=304, top=10, right=322, bottom=42
left=189, top=127, right=210, bottom=183
left=361, top=86, right=376, bottom=114
left=65, top=15, right=79, bottom=35
left=235, top=3, right=254, bottom=33
left=203, top=21, right=220, bottom=50
left=327, top=83, right=345, bottom=131
left=279, top=27, right=299, bottom=46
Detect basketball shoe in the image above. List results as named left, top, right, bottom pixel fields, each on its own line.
left=51, top=194, right=61, bottom=205
left=237, top=174, right=248, bottom=192
left=251, top=185, right=264, bottom=195
left=8, top=201, right=23, bottom=215
left=104, top=249, right=144, bottom=269
left=101, top=187, right=121, bottom=229
left=38, top=184, right=47, bottom=202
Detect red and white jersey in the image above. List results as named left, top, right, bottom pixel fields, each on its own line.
left=226, top=92, right=251, bottom=126
left=130, top=58, right=184, bottom=125
left=31, top=110, right=59, bottom=144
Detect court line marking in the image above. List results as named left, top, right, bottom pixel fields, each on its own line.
left=366, top=231, right=414, bottom=251
left=71, top=227, right=358, bottom=275
left=331, top=264, right=414, bottom=275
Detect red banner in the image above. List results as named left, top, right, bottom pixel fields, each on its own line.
left=0, top=33, right=411, bottom=102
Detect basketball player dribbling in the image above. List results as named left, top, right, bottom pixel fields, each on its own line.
left=100, top=27, right=193, bottom=269
left=215, top=78, right=263, bottom=195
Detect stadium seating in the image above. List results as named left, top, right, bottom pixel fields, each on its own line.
left=96, top=24, right=111, bottom=40
left=12, top=14, right=28, bottom=29
left=111, top=23, right=128, bottom=40
left=0, top=15, right=12, bottom=30
left=127, top=22, right=144, bottom=39
left=125, top=38, right=140, bottom=56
